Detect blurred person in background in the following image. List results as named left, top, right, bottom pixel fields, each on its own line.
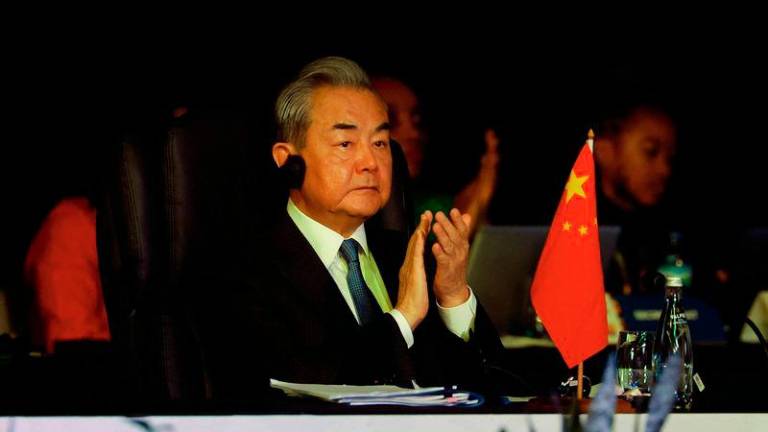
left=372, top=76, right=499, bottom=237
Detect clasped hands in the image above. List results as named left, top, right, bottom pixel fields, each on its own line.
left=396, top=208, right=472, bottom=330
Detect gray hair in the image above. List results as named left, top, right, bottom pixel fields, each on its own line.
left=275, top=56, right=374, bottom=148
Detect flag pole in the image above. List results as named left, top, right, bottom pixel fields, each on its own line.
left=577, top=362, right=584, bottom=400
left=577, top=129, right=595, bottom=402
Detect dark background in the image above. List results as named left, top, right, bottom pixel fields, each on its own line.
left=3, top=23, right=766, bottom=295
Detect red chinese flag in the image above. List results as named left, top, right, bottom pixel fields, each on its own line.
left=530, top=135, right=608, bottom=368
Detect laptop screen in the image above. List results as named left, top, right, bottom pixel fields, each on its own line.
left=467, top=225, right=620, bottom=336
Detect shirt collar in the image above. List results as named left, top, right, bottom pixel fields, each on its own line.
left=287, top=199, right=370, bottom=269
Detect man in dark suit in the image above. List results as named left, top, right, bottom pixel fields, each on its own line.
left=201, top=57, right=504, bottom=402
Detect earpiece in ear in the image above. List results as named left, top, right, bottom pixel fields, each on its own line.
left=279, top=154, right=306, bottom=189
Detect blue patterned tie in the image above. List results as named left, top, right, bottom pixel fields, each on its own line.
left=339, top=239, right=377, bottom=326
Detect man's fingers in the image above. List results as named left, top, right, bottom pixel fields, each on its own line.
left=415, top=211, right=431, bottom=259
left=432, top=242, right=445, bottom=260
left=432, top=219, right=455, bottom=254
left=462, top=213, right=472, bottom=232
left=406, top=211, right=432, bottom=261
left=412, top=224, right=425, bottom=267
left=434, top=211, right=461, bottom=244
left=450, top=208, right=470, bottom=238
left=420, top=210, right=433, bottom=237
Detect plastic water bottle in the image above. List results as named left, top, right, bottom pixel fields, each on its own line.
left=653, top=276, right=694, bottom=410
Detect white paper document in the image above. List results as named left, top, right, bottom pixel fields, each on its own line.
left=270, top=379, right=484, bottom=407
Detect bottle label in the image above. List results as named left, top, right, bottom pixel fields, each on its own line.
left=670, top=311, right=688, bottom=325
left=693, top=373, right=705, bottom=392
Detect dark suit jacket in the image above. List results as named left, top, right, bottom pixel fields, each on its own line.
left=197, top=212, right=504, bottom=402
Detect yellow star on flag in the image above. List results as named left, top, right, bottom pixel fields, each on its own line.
left=578, top=225, right=588, bottom=236
left=563, top=221, right=572, bottom=231
left=565, top=170, right=588, bottom=203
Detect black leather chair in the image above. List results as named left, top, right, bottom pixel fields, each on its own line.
left=97, top=109, right=272, bottom=406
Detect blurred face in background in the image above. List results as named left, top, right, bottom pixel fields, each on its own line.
left=372, top=77, right=425, bottom=178
left=598, top=109, right=677, bottom=209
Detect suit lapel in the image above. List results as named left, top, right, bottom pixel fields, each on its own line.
left=270, top=213, right=409, bottom=334
left=270, top=213, right=359, bottom=330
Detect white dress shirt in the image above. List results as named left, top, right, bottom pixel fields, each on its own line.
left=287, top=199, right=477, bottom=347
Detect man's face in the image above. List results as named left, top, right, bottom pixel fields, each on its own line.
left=295, top=86, right=392, bottom=232
left=614, top=111, right=677, bottom=207
left=372, top=78, right=424, bottom=178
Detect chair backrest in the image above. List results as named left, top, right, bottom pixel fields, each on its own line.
left=97, top=109, right=269, bottom=405
left=97, top=127, right=161, bottom=403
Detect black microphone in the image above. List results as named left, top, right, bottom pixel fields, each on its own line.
left=279, top=155, right=306, bottom=189
left=743, top=317, right=768, bottom=364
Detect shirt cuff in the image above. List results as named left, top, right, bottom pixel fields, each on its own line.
left=388, top=309, right=415, bottom=349
left=436, top=287, right=477, bottom=342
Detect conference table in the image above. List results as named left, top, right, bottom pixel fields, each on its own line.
left=1, top=336, right=766, bottom=431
